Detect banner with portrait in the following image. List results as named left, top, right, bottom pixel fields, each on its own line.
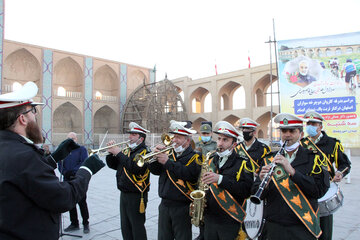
left=277, top=32, right=360, bottom=148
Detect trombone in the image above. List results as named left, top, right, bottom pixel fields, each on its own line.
left=135, top=133, right=174, bottom=167
left=88, top=140, right=130, bottom=156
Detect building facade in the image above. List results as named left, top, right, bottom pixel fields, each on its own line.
left=1, top=40, right=154, bottom=145
left=172, top=64, right=279, bottom=139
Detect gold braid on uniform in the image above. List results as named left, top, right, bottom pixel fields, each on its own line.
left=310, top=154, right=327, bottom=175
left=332, top=141, right=344, bottom=169
left=131, top=149, right=150, bottom=183
left=185, top=153, right=201, bottom=166
left=236, top=159, right=255, bottom=181
left=261, top=146, right=271, bottom=158
left=184, top=154, right=201, bottom=191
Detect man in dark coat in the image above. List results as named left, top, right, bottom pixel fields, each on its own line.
left=59, top=132, right=90, bottom=233
left=301, top=110, right=351, bottom=240
left=202, top=121, right=254, bottom=240
left=252, top=113, right=329, bottom=240
left=148, top=120, right=202, bottom=240
left=0, top=82, right=105, bottom=240
left=106, top=122, right=151, bottom=240
left=236, top=117, right=271, bottom=171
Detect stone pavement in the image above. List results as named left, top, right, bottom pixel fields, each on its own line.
left=60, top=156, right=360, bottom=240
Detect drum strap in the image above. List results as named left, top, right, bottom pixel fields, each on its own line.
left=235, top=143, right=259, bottom=172
left=166, top=150, right=198, bottom=201
left=208, top=157, right=247, bottom=223
left=301, top=137, right=335, bottom=177
left=265, top=156, right=322, bottom=238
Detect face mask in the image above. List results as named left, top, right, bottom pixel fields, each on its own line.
left=129, top=138, right=141, bottom=150
left=243, top=131, right=254, bottom=141
left=216, top=148, right=232, bottom=158
left=173, top=139, right=187, bottom=153
left=280, top=139, right=300, bottom=152
left=306, top=125, right=318, bottom=137
left=201, top=136, right=211, bottom=142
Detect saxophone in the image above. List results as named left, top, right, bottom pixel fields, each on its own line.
left=189, top=150, right=216, bottom=227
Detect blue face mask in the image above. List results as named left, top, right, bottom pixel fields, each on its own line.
left=306, top=125, right=318, bottom=137
left=201, top=136, right=211, bottom=142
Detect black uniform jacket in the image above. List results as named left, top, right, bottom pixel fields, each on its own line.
left=0, top=130, right=91, bottom=240
left=148, top=146, right=201, bottom=206
left=205, top=151, right=253, bottom=224
left=302, top=131, right=351, bottom=177
left=242, top=138, right=271, bottom=166
left=252, top=146, right=329, bottom=226
left=106, top=142, right=150, bottom=193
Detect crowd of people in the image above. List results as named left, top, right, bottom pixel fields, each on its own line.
left=0, top=82, right=352, bottom=240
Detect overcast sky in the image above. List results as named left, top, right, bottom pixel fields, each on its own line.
left=5, top=0, right=360, bottom=80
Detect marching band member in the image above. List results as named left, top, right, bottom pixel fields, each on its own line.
left=301, top=110, right=351, bottom=240
left=0, top=82, right=105, bottom=239
left=252, top=113, right=329, bottom=240
left=194, top=122, right=217, bottom=240
left=148, top=120, right=201, bottom=240
left=236, top=117, right=271, bottom=172
left=202, top=121, right=253, bottom=240
left=106, top=122, right=151, bottom=240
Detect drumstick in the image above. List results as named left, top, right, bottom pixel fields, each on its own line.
left=331, top=167, right=349, bottom=182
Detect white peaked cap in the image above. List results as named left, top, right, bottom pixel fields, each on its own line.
left=213, top=121, right=241, bottom=139
left=239, top=117, right=259, bottom=129
left=128, top=122, right=150, bottom=134
left=303, top=111, right=325, bottom=123
left=169, top=120, right=197, bottom=136
left=274, top=113, right=307, bottom=128
left=0, top=82, right=43, bottom=109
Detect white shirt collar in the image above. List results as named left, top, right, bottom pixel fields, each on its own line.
left=21, top=135, right=34, bottom=144
left=314, top=132, right=323, bottom=144
left=244, top=138, right=256, bottom=150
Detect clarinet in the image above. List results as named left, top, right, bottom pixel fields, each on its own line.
left=250, top=140, right=288, bottom=204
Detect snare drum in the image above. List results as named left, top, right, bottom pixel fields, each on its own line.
left=244, top=199, right=265, bottom=240
left=318, top=182, right=344, bottom=217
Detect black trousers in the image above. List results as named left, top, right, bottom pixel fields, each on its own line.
left=319, top=214, right=333, bottom=240
left=69, top=195, right=89, bottom=225
left=64, top=174, right=89, bottom=226
left=266, top=221, right=316, bottom=240
left=158, top=202, right=192, bottom=240
left=204, top=217, right=240, bottom=240
left=120, top=192, right=148, bottom=240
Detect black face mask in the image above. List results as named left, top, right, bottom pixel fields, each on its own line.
left=243, top=131, right=254, bottom=141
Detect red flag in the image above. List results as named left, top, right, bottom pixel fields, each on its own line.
left=248, top=56, right=251, bottom=68
left=215, top=64, right=218, bottom=75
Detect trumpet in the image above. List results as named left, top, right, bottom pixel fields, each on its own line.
left=88, top=140, right=130, bottom=156
left=135, top=133, right=174, bottom=167
left=250, top=140, right=288, bottom=204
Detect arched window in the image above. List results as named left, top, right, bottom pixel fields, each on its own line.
left=95, top=91, right=102, bottom=100
left=57, top=86, right=66, bottom=97
left=12, top=82, right=22, bottom=91
left=233, top=87, right=245, bottom=109
left=204, top=93, right=212, bottom=113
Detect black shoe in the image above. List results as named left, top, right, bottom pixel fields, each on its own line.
left=64, top=224, right=80, bottom=232
left=83, top=224, right=90, bottom=234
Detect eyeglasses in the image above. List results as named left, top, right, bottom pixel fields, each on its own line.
left=21, top=106, right=37, bottom=116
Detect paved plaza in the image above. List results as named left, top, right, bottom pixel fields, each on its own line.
left=59, top=156, right=360, bottom=240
